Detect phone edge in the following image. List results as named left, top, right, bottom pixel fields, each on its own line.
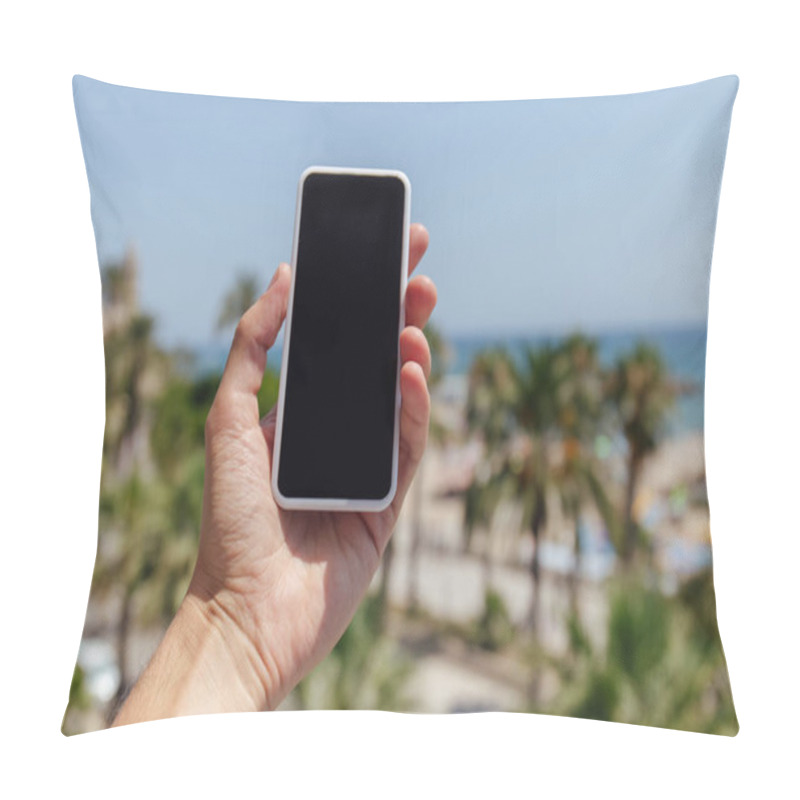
left=271, top=165, right=411, bottom=513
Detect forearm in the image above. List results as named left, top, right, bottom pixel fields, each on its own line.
left=111, top=590, right=272, bottom=727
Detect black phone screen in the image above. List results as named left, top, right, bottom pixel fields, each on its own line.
left=277, top=171, right=406, bottom=501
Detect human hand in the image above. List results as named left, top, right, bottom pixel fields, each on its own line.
left=113, top=224, right=435, bottom=724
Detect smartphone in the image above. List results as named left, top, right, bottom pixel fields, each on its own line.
left=271, top=166, right=410, bottom=512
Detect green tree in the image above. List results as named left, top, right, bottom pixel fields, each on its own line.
left=463, top=335, right=624, bottom=704
left=465, top=343, right=572, bottom=636
left=150, top=372, right=217, bottom=478
left=551, top=577, right=737, bottom=734
left=93, top=468, right=192, bottom=722
left=94, top=363, right=218, bottom=724
left=606, top=344, right=676, bottom=568
left=549, top=334, right=608, bottom=622
left=87, top=255, right=221, bottom=726
left=462, top=349, right=519, bottom=605
left=101, top=312, right=166, bottom=476
left=95, top=258, right=171, bottom=721
left=473, top=588, right=515, bottom=651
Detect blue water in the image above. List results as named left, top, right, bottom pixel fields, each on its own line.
left=188, top=325, right=707, bottom=435
left=445, top=326, right=706, bottom=434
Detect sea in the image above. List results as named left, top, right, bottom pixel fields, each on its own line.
left=189, top=325, right=707, bottom=437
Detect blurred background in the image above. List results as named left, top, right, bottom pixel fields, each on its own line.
left=64, top=76, right=737, bottom=735
left=63, top=246, right=736, bottom=735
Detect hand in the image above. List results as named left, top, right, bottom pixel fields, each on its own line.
left=113, top=224, right=435, bottom=724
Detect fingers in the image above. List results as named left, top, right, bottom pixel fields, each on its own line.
left=399, top=361, right=430, bottom=465
left=391, top=225, right=435, bottom=511
left=391, top=361, right=431, bottom=516
left=408, top=223, right=429, bottom=276
left=260, top=405, right=278, bottom=449
left=212, top=263, right=291, bottom=428
left=395, top=320, right=432, bottom=479
left=211, top=223, right=433, bottom=443
left=400, top=326, right=431, bottom=379
left=406, top=225, right=435, bottom=329
left=405, top=275, right=437, bottom=329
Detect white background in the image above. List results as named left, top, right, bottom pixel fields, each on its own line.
left=1, top=1, right=798, bottom=797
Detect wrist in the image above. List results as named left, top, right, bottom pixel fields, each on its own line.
left=180, top=583, right=280, bottom=712
left=112, top=584, right=278, bottom=727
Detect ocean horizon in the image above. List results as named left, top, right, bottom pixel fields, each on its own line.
left=183, top=324, right=707, bottom=435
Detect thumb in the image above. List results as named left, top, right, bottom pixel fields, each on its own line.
left=214, top=263, right=291, bottom=421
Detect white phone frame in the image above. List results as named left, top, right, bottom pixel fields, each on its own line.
left=271, top=165, right=410, bottom=513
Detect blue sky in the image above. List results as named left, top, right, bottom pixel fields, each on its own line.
left=73, top=75, right=737, bottom=348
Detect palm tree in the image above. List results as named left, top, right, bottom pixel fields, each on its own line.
left=508, top=343, right=568, bottom=635
left=465, top=335, right=618, bottom=636
left=549, top=334, right=607, bottom=621
left=466, top=348, right=519, bottom=451
left=606, top=343, right=676, bottom=569
left=463, top=342, right=587, bottom=711
left=464, top=463, right=510, bottom=597
left=89, top=254, right=193, bottom=723
left=94, top=360, right=211, bottom=724
left=404, top=323, right=451, bottom=615
left=95, top=268, right=165, bottom=721
left=464, top=344, right=565, bottom=636
left=462, top=347, right=518, bottom=587
left=100, top=252, right=168, bottom=480
left=94, top=463, right=198, bottom=723
left=94, top=469, right=159, bottom=720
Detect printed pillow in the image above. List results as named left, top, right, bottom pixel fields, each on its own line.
left=64, top=74, right=739, bottom=735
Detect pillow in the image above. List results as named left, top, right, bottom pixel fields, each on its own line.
left=64, top=74, right=739, bottom=735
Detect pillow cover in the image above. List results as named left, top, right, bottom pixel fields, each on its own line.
left=64, top=74, right=739, bottom=735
